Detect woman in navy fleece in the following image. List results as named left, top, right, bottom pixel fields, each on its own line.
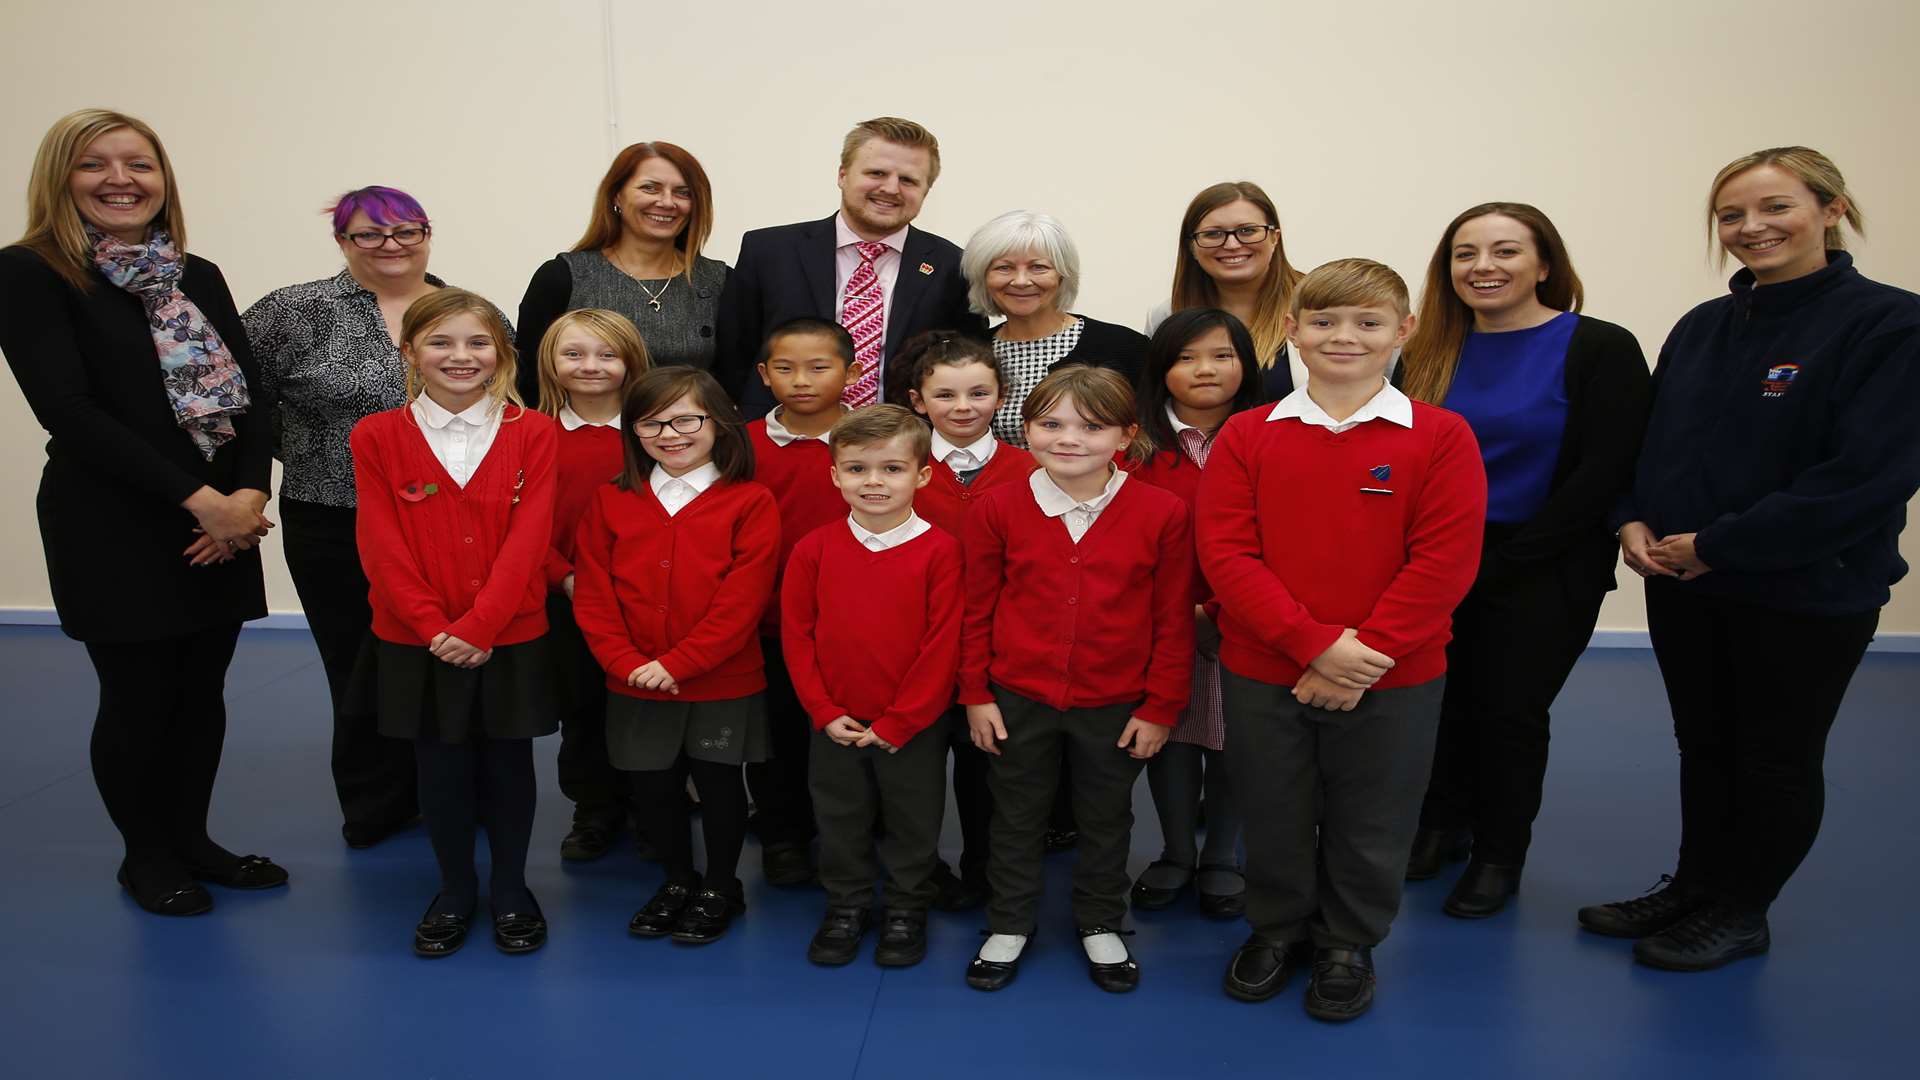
left=1580, top=147, right=1920, bottom=972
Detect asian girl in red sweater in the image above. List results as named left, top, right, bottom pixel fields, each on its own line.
left=570, top=366, right=779, bottom=945
left=349, top=289, right=557, bottom=959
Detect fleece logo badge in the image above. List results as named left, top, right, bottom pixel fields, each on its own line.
left=1762, top=363, right=1802, bottom=397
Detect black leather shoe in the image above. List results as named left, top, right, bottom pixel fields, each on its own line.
left=117, top=863, right=213, bottom=917
left=808, top=906, right=871, bottom=966
left=1043, top=828, right=1079, bottom=854
left=628, top=879, right=697, bottom=937
left=1633, top=902, right=1770, bottom=971
left=1578, top=874, right=1706, bottom=939
left=342, top=816, right=418, bottom=850
left=1405, top=829, right=1471, bottom=880
left=671, top=887, right=745, bottom=944
left=875, top=909, right=928, bottom=967
left=560, top=818, right=618, bottom=862
left=493, top=894, right=547, bottom=955
left=187, top=854, right=289, bottom=890
left=762, top=842, right=815, bottom=886
left=1443, top=860, right=1520, bottom=919
left=1223, top=938, right=1306, bottom=1002
left=930, top=862, right=989, bottom=912
left=1079, top=926, right=1140, bottom=994
left=1305, top=946, right=1376, bottom=1022
left=966, top=931, right=1029, bottom=992
left=1196, top=864, right=1247, bottom=920
left=413, top=897, right=475, bottom=958
left=1130, top=860, right=1193, bottom=911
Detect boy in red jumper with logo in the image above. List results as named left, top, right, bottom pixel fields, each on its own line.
left=782, top=405, right=963, bottom=968
left=745, top=318, right=860, bottom=886
left=1198, top=259, right=1486, bottom=1022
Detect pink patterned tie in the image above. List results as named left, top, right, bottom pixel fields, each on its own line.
left=840, top=241, right=888, bottom=408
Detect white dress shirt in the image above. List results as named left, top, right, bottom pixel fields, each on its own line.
left=649, top=461, right=721, bottom=517
left=1266, top=379, right=1414, bottom=433
left=558, top=404, right=618, bottom=431
left=1029, top=466, right=1128, bottom=544
left=410, top=394, right=502, bottom=488
left=847, top=510, right=932, bottom=551
left=931, top=430, right=998, bottom=473
left=834, top=211, right=906, bottom=342
left=762, top=406, right=841, bottom=447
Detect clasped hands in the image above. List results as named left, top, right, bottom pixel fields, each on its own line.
left=1296, top=628, right=1395, bottom=712
left=1619, top=522, right=1711, bottom=581
left=182, top=486, right=273, bottom=567
left=825, top=715, right=897, bottom=754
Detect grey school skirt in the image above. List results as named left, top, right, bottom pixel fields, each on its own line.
left=604, top=691, right=770, bottom=771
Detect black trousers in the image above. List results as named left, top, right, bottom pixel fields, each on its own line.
left=744, top=638, right=814, bottom=848
left=1224, top=668, right=1444, bottom=949
left=945, top=705, right=993, bottom=881
left=984, top=687, right=1145, bottom=934
left=545, top=592, right=626, bottom=824
left=84, top=623, right=244, bottom=875
left=1646, top=580, right=1878, bottom=910
left=1419, top=534, right=1608, bottom=864
left=811, top=718, right=949, bottom=910
left=280, top=498, right=416, bottom=828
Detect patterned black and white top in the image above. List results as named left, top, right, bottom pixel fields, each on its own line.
left=990, top=316, right=1085, bottom=447
left=242, top=268, right=456, bottom=507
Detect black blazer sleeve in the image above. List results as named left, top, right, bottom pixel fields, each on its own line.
left=514, top=256, right=573, bottom=407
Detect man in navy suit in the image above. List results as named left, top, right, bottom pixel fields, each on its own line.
left=714, top=117, right=986, bottom=418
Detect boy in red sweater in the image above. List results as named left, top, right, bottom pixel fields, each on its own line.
left=1198, top=259, right=1486, bottom=1021
left=745, top=317, right=859, bottom=886
left=782, top=405, right=962, bottom=967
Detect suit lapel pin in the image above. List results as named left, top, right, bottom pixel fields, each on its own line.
left=918, top=262, right=935, bottom=275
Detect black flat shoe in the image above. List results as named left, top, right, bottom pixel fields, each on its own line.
left=493, top=895, right=548, bottom=955
left=1305, top=946, right=1375, bottom=1022
left=413, top=897, right=475, bottom=958
left=117, top=863, right=212, bottom=917
left=1443, top=860, right=1520, bottom=919
left=188, top=854, right=289, bottom=890
left=1079, top=926, right=1140, bottom=994
left=1223, top=937, right=1306, bottom=1002
left=1578, top=874, right=1706, bottom=939
left=560, top=818, right=619, bottom=862
left=1129, top=860, right=1193, bottom=911
left=808, top=906, right=870, bottom=966
left=1632, top=902, right=1769, bottom=971
left=629, top=879, right=698, bottom=937
left=761, top=842, right=815, bottom=887
left=930, top=862, right=989, bottom=912
left=1405, top=828, right=1471, bottom=880
left=874, top=909, right=928, bottom=968
left=1196, top=864, right=1247, bottom=920
left=966, top=931, right=1030, bottom=992
left=1043, top=828, right=1079, bottom=854
left=342, top=816, right=418, bottom=850
left=671, top=887, right=745, bottom=944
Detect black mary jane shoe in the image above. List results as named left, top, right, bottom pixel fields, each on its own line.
left=1223, top=937, right=1307, bottom=1002
left=1079, top=926, right=1140, bottom=994
left=493, top=894, right=548, bottom=955
left=1195, top=864, right=1247, bottom=920
left=874, top=909, right=928, bottom=968
left=117, top=863, right=213, bottom=917
left=413, top=897, right=476, bottom=958
left=1443, top=860, right=1521, bottom=919
left=1129, top=860, right=1193, bottom=911
left=188, top=854, right=289, bottom=891
left=966, top=930, right=1030, bottom=992
left=1405, top=829, right=1472, bottom=881
left=671, top=887, right=746, bottom=945
left=1304, top=946, right=1376, bottom=1022
left=807, top=906, right=871, bottom=966
left=342, top=816, right=418, bottom=850
left=629, top=879, right=698, bottom=938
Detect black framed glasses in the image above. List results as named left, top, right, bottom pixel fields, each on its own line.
left=341, top=225, right=431, bottom=249
left=1190, top=224, right=1276, bottom=248
left=635, top=414, right=709, bottom=438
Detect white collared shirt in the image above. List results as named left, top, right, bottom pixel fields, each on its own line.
left=649, top=461, right=722, bottom=517
left=558, top=405, right=618, bottom=431
left=932, top=430, right=998, bottom=473
left=1165, top=401, right=1205, bottom=437
left=834, top=211, right=906, bottom=339
left=763, top=406, right=841, bottom=447
left=847, top=510, right=931, bottom=551
left=1030, top=466, right=1128, bottom=544
left=410, top=395, right=502, bottom=488
left=1265, top=379, right=1414, bottom=434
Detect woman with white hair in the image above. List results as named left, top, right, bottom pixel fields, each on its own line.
left=954, top=210, right=1147, bottom=447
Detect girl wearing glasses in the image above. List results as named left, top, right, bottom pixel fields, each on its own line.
left=570, top=367, right=779, bottom=946
left=1147, top=182, right=1307, bottom=400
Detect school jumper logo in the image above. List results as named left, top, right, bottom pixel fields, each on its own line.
left=1762, top=363, right=1801, bottom=397
left=1369, top=465, right=1391, bottom=482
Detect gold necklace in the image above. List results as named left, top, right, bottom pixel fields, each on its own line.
left=608, top=247, right=673, bottom=311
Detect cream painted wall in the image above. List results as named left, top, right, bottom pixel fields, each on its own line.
left=2, top=0, right=1916, bottom=633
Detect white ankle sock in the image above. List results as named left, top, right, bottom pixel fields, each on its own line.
left=1082, top=931, right=1127, bottom=964
left=978, top=933, right=1027, bottom=963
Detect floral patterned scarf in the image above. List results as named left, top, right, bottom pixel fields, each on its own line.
left=88, top=227, right=250, bottom=460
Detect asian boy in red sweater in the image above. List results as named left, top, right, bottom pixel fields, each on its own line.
left=781, top=405, right=962, bottom=968
left=1198, top=259, right=1486, bottom=1022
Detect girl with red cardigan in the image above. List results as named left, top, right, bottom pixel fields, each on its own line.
left=350, top=289, right=558, bottom=959
left=959, top=365, right=1195, bottom=995
left=534, top=310, right=650, bottom=862
left=570, top=366, right=779, bottom=945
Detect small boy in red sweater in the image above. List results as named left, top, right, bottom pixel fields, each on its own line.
left=782, top=405, right=962, bottom=967
left=1199, top=259, right=1486, bottom=1021
left=746, top=317, right=859, bottom=886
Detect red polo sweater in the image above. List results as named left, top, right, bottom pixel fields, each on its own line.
left=958, top=478, right=1195, bottom=727
left=350, top=405, right=556, bottom=651
left=780, top=522, right=963, bottom=747
left=569, top=478, right=781, bottom=701
left=545, top=423, right=622, bottom=590
left=747, top=419, right=844, bottom=635
left=916, top=441, right=1035, bottom=540
left=1196, top=404, right=1487, bottom=689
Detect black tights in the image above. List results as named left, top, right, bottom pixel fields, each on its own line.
left=414, top=738, right=538, bottom=916
left=630, top=757, right=749, bottom=894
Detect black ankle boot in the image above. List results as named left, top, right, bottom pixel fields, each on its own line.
left=1632, top=901, right=1769, bottom=971
left=1443, top=860, right=1521, bottom=918
left=1405, top=829, right=1470, bottom=881
left=1577, top=874, right=1706, bottom=939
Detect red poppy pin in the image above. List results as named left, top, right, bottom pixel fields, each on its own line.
left=918, top=262, right=935, bottom=275
left=399, top=481, right=439, bottom=502
left=511, top=469, right=526, bottom=505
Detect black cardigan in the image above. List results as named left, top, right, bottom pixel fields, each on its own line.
left=0, top=245, right=272, bottom=642
left=1053, top=314, right=1149, bottom=385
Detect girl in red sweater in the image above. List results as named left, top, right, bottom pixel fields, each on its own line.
left=1127, top=309, right=1270, bottom=920
left=349, top=289, right=558, bottom=959
left=534, top=310, right=650, bottom=862
left=959, top=365, right=1195, bottom=995
left=570, top=366, right=779, bottom=945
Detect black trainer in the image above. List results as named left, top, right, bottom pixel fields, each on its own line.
left=1633, top=902, right=1770, bottom=971
left=1577, top=874, right=1706, bottom=939
left=874, top=909, right=928, bottom=967
left=1304, top=946, right=1375, bottom=1022
left=807, top=906, right=870, bottom=966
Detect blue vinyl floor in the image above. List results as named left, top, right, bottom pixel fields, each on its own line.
left=0, top=625, right=1914, bottom=1079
